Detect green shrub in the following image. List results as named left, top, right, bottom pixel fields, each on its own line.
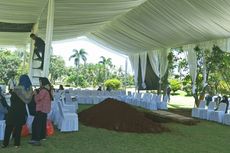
left=104, top=79, right=121, bottom=90
left=169, top=78, right=182, bottom=93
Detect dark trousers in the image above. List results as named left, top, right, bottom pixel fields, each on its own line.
left=225, top=102, right=229, bottom=113
left=3, top=124, right=22, bottom=146
left=33, top=49, right=44, bottom=68
left=31, top=111, right=47, bottom=141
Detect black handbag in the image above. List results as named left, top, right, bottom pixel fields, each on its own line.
left=28, top=95, right=36, bottom=116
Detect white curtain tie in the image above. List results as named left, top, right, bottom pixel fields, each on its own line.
left=192, top=85, right=196, bottom=94
left=142, top=82, right=146, bottom=89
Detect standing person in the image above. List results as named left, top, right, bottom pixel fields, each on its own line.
left=8, top=74, right=16, bottom=94
left=0, top=87, right=10, bottom=120
left=30, top=33, right=45, bottom=69
left=220, top=95, right=229, bottom=113
left=166, top=85, right=171, bottom=103
left=58, top=85, right=64, bottom=91
left=1, top=75, right=33, bottom=148
left=29, top=77, right=52, bottom=146
left=97, top=86, right=102, bottom=91
left=205, top=92, right=213, bottom=106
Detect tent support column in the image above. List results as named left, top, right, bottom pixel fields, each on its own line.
left=29, top=23, right=39, bottom=79
left=43, top=0, right=55, bottom=77
left=124, top=57, right=128, bottom=90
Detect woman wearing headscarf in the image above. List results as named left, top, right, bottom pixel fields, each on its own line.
left=29, top=77, right=52, bottom=146
left=1, top=74, right=33, bottom=148
left=0, top=87, right=10, bottom=120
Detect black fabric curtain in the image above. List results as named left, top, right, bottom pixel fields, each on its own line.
left=0, top=22, right=33, bottom=32
left=138, top=55, right=168, bottom=90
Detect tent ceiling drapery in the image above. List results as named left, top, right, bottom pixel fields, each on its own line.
left=0, top=0, right=230, bottom=54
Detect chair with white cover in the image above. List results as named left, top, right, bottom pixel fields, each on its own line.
left=157, top=95, right=167, bottom=109
left=65, top=92, right=78, bottom=110
left=133, top=93, right=142, bottom=106
left=125, top=92, right=135, bottom=105
left=57, top=101, right=78, bottom=132
left=199, top=101, right=215, bottom=120
left=61, top=96, right=76, bottom=113
left=141, top=93, right=152, bottom=109
left=191, top=100, right=206, bottom=118
left=159, top=95, right=168, bottom=110
left=138, top=93, right=149, bottom=108
left=0, top=120, right=6, bottom=140
left=147, top=94, right=157, bottom=111
left=212, top=103, right=227, bottom=123
left=223, top=112, right=230, bottom=125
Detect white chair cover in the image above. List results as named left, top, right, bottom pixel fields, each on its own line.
left=147, top=94, right=157, bottom=111
left=57, top=101, right=78, bottom=132
left=192, top=100, right=206, bottom=118
left=199, top=102, right=215, bottom=120
left=213, top=103, right=227, bottom=123
left=223, top=113, right=230, bottom=125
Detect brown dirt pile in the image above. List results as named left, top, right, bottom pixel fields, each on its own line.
left=79, top=98, right=169, bottom=133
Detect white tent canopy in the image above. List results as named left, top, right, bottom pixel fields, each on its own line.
left=2, top=0, right=230, bottom=88
left=1, top=0, right=230, bottom=54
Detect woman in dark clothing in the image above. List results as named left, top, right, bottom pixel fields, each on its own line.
left=0, top=87, right=10, bottom=120
left=1, top=75, right=33, bottom=148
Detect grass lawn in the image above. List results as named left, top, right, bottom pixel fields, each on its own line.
left=1, top=104, right=230, bottom=153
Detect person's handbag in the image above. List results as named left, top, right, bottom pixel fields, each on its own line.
left=28, top=95, right=36, bottom=116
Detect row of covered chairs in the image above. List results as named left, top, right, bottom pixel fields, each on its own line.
left=73, top=90, right=126, bottom=104
left=192, top=100, right=230, bottom=125
left=64, top=88, right=169, bottom=111
left=119, top=92, right=168, bottom=110
left=66, top=88, right=168, bottom=110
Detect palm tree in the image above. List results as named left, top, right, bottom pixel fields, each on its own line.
left=69, top=48, right=87, bottom=68
left=99, top=56, right=113, bottom=81
left=69, top=48, right=87, bottom=86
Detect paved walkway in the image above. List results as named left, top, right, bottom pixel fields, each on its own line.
left=152, top=110, right=197, bottom=125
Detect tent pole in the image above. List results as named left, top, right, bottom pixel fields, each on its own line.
left=43, top=0, right=55, bottom=77
left=124, top=57, right=128, bottom=91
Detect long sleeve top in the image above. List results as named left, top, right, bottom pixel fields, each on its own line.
left=35, top=88, right=51, bottom=113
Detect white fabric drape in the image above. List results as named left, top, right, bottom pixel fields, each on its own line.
left=148, top=49, right=169, bottom=83
left=183, top=44, right=197, bottom=94
left=88, top=0, right=230, bottom=55
left=139, top=52, right=147, bottom=89
left=128, top=53, right=139, bottom=88
left=215, top=38, right=230, bottom=53
left=199, top=42, right=210, bottom=87
left=2, top=0, right=230, bottom=55
left=159, top=48, right=169, bottom=80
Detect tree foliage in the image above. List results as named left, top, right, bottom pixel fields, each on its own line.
left=0, top=48, right=134, bottom=90
left=104, top=79, right=121, bottom=90
left=49, top=55, right=66, bottom=84
left=0, top=49, right=22, bottom=84
left=69, top=48, right=87, bottom=67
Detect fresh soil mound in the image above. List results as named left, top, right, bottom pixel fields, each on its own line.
left=79, top=98, right=169, bottom=133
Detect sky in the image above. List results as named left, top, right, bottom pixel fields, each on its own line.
left=52, top=37, right=133, bottom=73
